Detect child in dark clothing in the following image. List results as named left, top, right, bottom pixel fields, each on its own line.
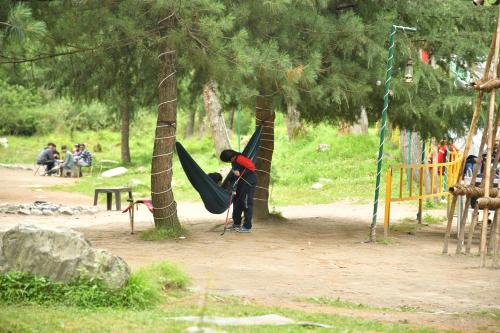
left=220, top=149, right=257, bottom=233
left=208, top=172, right=223, bottom=185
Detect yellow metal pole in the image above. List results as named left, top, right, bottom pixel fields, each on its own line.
left=409, top=167, right=414, bottom=197
left=384, top=167, right=393, bottom=238
left=399, top=168, right=403, bottom=198
left=418, top=165, right=424, bottom=223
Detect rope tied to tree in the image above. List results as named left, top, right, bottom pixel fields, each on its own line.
left=151, top=167, right=172, bottom=176
left=158, top=71, right=177, bottom=88
left=158, top=98, right=177, bottom=108
left=151, top=186, right=172, bottom=195
left=152, top=151, right=174, bottom=158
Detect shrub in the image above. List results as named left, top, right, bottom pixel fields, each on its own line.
left=0, top=80, right=42, bottom=135
left=0, top=80, right=116, bottom=135
left=0, top=261, right=189, bottom=308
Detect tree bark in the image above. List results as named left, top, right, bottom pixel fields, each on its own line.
left=151, top=10, right=180, bottom=229
left=254, top=95, right=275, bottom=219
left=350, top=106, right=369, bottom=135
left=399, top=130, right=423, bottom=182
left=197, top=108, right=206, bottom=137
left=203, top=80, right=231, bottom=157
left=285, top=103, right=304, bottom=140
left=120, top=95, right=131, bottom=164
left=184, top=108, right=196, bottom=138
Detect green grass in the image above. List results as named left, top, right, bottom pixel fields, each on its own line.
left=0, top=261, right=188, bottom=309
left=389, top=217, right=425, bottom=233
left=388, top=214, right=445, bottom=234
left=0, top=295, right=448, bottom=333
left=302, top=296, right=420, bottom=313
left=0, top=113, right=402, bottom=205
left=469, top=309, right=500, bottom=320
left=138, top=226, right=186, bottom=241
left=422, top=214, right=446, bottom=224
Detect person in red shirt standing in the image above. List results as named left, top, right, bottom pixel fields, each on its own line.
left=220, top=149, right=257, bottom=233
left=437, top=140, right=448, bottom=175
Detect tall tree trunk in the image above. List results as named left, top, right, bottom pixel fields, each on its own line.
left=254, top=95, right=275, bottom=219
left=203, top=80, right=231, bottom=157
left=184, top=108, right=196, bottom=138
left=285, top=103, right=303, bottom=140
left=120, top=95, right=131, bottom=164
left=399, top=130, right=423, bottom=182
left=151, top=10, right=180, bottom=229
left=197, top=109, right=206, bottom=137
left=350, top=106, right=369, bottom=135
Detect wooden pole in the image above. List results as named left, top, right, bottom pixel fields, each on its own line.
left=457, top=119, right=492, bottom=254
left=480, top=6, right=500, bottom=268
left=442, top=29, right=497, bottom=254
left=494, top=207, right=500, bottom=268
left=487, top=113, right=500, bottom=254
left=384, top=167, right=393, bottom=238
left=465, top=121, right=491, bottom=254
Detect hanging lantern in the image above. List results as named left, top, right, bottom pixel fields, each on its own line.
left=404, top=59, right=414, bottom=83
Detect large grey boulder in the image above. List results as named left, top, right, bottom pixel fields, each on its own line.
left=0, top=224, right=130, bottom=289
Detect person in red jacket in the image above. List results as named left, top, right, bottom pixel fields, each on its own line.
left=220, top=149, right=257, bottom=233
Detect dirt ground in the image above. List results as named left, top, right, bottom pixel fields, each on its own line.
left=0, top=168, right=499, bottom=332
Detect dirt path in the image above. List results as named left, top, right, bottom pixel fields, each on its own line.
left=0, top=168, right=90, bottom=205
left=0, top=167, right=499, bottom=332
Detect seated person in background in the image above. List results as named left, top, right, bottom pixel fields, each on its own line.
left=36, top=143, right=56, bottom=175
left=208, top=172, right=223, bottom=185
left=61, top=145, right=76, bottom=177
left=74, top=143, right=92, bottom=167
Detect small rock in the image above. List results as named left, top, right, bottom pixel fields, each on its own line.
left=30, top=209, right=43, bottom=216
left=42, top=210, right=54, bottom=216
left=102, top=167, right=128, bottom=178
left=317, top=143, right=329, bottom=152
left=18, top=209, right=31, bottom=215
left=7, top=205, right=19, bottom=212
left=58, top=207, right=74, bottom=215
left=88, top=207, right=99, bottom=214
left=311, top=182, right=324, bottom=190
left=318, top=177, right=333, bottom=184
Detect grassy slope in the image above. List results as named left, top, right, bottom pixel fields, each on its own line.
left=0, top=113, right=401, bottom=205
left=0, top=296, right=445, bottom=333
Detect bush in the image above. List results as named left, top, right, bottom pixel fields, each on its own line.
left=0, top=261, right=189, bottom=308
left=0, top=80, right=115, bottom=136
left=0, top=80, right=42, bottom=136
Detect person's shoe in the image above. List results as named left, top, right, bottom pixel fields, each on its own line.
left=238, top=227, right=251, bottom=233
left=229, top=224, right=240, bottom=232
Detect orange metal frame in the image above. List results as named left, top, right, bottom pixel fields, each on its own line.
left=384, top=152, right=463, bottom=237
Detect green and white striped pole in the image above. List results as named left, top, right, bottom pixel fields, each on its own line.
left=370, top=24, right=416, bottom=242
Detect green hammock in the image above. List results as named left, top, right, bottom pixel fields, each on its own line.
left=176, top=126, right=262, bottom=214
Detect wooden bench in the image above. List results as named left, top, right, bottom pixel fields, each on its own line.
left=94, top=187, right=133, bottom=211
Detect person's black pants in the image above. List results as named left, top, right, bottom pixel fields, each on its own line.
left=39, top=161, right=55, bottom=174
left=232, top=182, right=255, bottom=229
